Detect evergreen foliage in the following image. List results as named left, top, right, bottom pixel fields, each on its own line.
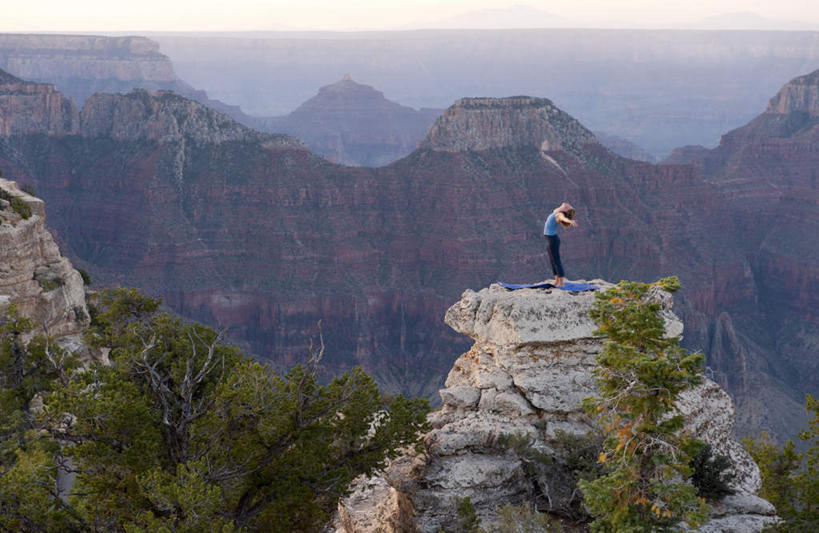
left=0, top=183, right=33, bottom=220
left=579, top=277, right=709, bottom=532
left=77, top=268, right=92, bottom=286
left=493, top=504, right=565, bottom=532
left=688, top=442, right=734, bottom=500
left=455, top=496, right=482, bottom=533
left=1, top=288, right=430, bottom=532
left=744, top=395, right=819, bottom=532
left=0, top=305, right=84, bottom=531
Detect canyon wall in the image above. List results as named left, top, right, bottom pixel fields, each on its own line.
left=0, top=71, right=814, bottom=441
left=664, top=70, right=819, bottom=437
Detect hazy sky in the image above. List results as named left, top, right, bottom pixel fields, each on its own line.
left=3, top=0, right=819, bottom=32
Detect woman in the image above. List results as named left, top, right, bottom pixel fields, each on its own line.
left=543, top=202, right=577, bottom=287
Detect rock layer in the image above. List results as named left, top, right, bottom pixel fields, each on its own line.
left=335, top=284, right=776, bottom=532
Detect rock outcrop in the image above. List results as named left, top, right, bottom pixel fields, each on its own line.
left=335, top=284, right=776, bottom=532
left=421, top=96, right=598, bottom=156
left=0, top=34, right=175, bottom=102
left=0, top=34, right=174, bottom=81
left=0, top=178, right=88, bottom=340
left=0, top=71, right=300, bottom=146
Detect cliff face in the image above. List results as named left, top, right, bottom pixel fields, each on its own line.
left=257, top=76, right=442, bottom=166
left=0, top=178, right=88, bottom=340
left=0, top=34, right=175, bottom=83
left=335, top=284, right=776, bottom=532
left=0, top=75, right=810, bottom=441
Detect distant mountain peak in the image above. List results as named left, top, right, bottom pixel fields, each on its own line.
left=293, top=76, right=405, bottom=113
left=422, top=96, right=597, bottom=154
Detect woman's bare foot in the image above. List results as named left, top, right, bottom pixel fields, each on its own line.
left=555, top=276, right=565, bottom=287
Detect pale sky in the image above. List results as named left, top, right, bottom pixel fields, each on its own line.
left=2, top=0, right=819, bottom=32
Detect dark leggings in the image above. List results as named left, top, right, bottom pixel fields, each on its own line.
left=546, top=234, right=565, bottom=277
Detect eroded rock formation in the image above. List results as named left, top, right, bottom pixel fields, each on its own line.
left=335, top=284, right=776, bottom=532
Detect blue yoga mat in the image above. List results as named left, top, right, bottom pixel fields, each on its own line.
left=499, top=281, right=599, bottom=292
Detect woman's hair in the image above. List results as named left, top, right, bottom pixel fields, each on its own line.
left=556, top=204, right=575, bottom=227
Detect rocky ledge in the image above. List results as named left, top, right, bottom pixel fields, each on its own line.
left=0, top=178, right=88, bottom=341
left=421, top=96, right=598, bottom=156
left=335, top=281, right=776, bottom=532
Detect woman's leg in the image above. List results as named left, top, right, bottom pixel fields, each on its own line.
left=547, top=235, right=565, bottom=285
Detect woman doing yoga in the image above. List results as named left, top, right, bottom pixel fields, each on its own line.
left=543, top=202, right=577, bottom=287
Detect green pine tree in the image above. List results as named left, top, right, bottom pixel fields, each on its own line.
left=578, top=277, right=709, bottom=532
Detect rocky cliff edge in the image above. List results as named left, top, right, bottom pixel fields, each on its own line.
left=0, top=178, right=89, bottom=344
left=335, top=282, right=776, bottom=532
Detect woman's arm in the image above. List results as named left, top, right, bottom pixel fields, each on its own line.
left=556, top=212, right=578, bottom=227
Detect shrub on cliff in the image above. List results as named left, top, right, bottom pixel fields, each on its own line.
left=1, top=288, right=429, bottom=532
left=579, top=277, right=709, bottom=532
left=744, top=395, right=819, bottom=532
